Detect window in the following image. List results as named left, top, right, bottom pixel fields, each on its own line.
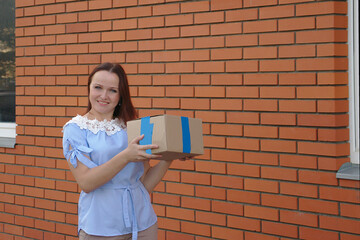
left=337, top=0, right=359, bottom=180
left=0, top=0, right=16, bottom=148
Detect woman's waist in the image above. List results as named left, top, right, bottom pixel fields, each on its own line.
left=97, top=180, right=142, bottom=190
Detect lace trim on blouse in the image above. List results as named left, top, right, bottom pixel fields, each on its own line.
left=64, top=115, right=126, bottom=136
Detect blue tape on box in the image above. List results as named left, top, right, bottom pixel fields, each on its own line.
left=181, top=116, right=191, bottom=154
left=140, top=116, right=154, bottom=154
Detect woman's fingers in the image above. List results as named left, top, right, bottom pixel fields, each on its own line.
left=142, top=153, right=162, bottom=159
left=139, top=144, right=159, bottom=151
left=130, top=134, right=144, bottom=144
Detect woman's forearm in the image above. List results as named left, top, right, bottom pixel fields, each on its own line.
left=142, top=160, right=173, bottom=192
left=72, top=151, right=130, bottom=193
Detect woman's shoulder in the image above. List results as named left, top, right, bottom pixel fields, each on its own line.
left=63, top=115, right=86, bottom=129
left=63, top=114, right=126, bottom=136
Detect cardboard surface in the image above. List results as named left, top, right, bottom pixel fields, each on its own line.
left=127, top=115, right=204, bottom=161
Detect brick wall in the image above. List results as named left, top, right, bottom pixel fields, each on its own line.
left=1, top=0, right=359, bottom=239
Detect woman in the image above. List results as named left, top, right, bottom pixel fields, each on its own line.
left=62, top=63, right=172, bottom=240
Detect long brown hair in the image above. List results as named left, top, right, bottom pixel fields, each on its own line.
left=86, top=63, right=137, bottom=123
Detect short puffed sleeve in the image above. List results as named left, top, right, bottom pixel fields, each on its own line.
left=62, top=123, right=98, bottom=169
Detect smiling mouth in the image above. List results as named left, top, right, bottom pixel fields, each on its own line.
left=97, top=100, right=109, bottom=105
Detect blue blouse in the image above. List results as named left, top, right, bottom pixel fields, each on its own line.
left=62, top=115, right=157, bottom=239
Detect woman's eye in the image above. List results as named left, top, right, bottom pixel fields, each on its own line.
left=111, top=89, right=118, bottom=93
left=94, top=86, right=101, bottom=89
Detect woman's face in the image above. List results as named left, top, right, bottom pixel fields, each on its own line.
left=89, top=70, right=120, bottom=120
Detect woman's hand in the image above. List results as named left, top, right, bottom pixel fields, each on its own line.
left=123, top=135, right=161, bottom=162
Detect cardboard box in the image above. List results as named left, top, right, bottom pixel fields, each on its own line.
left=127, top=115, right=204, bottom=160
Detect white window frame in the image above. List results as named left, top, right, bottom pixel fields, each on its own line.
left=0, top=122, right=16, bottom=148
left=337, top=0, right=359, bottom=180
left=0, top=1, right=16, bottom=148
left=348, top=0, right=359, bottom=164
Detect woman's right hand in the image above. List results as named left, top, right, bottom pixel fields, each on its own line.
left=123, top=134, right=161, bottom=162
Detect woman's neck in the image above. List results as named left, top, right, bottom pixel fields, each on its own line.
left=86, top=110, right=113, bottom=121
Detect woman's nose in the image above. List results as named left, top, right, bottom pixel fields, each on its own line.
left=100, top=90, right=108, bottom=99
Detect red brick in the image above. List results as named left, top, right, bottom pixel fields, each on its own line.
left=244, top=151, right=278, bottom=166
left=244, top=178, right=279, bottom=193
left=228, top=215, right=260, bottom=231
left=166, top=207, right=195, bottom=221
left=113, top=19, right=137, bottom=31
left=298, top=142, right=349, bottom=157
left=261, top=166, right=297, bottom=181
left=166, top=182, right=194, bottom=196
left=165, top=230, right=191, bottom=240
left=299, top=198, right=338, bottom=215
left=243, top=19, right=277, bottom=33
left=181, top=172, right=210, bottom=186
left=260, top=59, right=295, bottom=72
left=181, top=99, right=209, bottom=110
left=245, top=205, right=279, bottom=221
left=259, top=32, right=294, bottom=45
left=244, top=0, right=277, bottom=7
left=181, top=196, right=210, bottom=211
left=296, top=1, right=347, bottom=16
left=227, top=60, right=258, bottom=73
left=211, top=149, right=243, bottom=163
left=244, top=99, right=278, bottom=111
left=262, top=193, right=298, bottom=210
left=211, top=22, right=242, bottom=36
left=279, top=45, right=316, bottom=58
left=181, top=221, right=210, bottom=237
left=212, top=226, right=243, bottom=240
left=340, top=203, right=360, bottom=219
left=153, top=51, right=180, bottom=62
left=226, top=86, right=259, bottom=98
left=298, top=114, right=348, bottom=127
left=227, top=137, right=259, bottom=151
left=279, top=127, right=317, bottom=141
left=298, top=86, right=348, bottom=99
left=318, top=72, right=348, bottom=85
left=181, top=1, right=209, bottom=13
left=244, top=125, right=277, bottom=138
left=318, top=128, right=349, bottom=142
left=318, top=157, right=348, bottom=171
left=211, top=124, right=242, bottom=137
left=196, top=159, right=226, bottom=174
left=211, top=99, right=242, bottom=111
left=153, top=3, right=179, bottom=16
left=262, top=221, right=298, bottom=238
left=280, top=182, right=318, bottom=198
left=152, top=193, right=180, bottom=206
left=300, top=227, right=339, bottom=240
left=244, top=232, right=279, bottom=240
left=320, top=186, right=359, bottom=204
left=195, top=186, right=225, bottom=200
left=227, top=112, right=259, bottom=124
left=226, top=34, right=258, bottom=47
left=228, top=163, right=259, bottom=178
left=244, top=73, right=277, bottom=85
left=260, top=5, right=294, bottom=19
left=317, top=43, right=348, bottom=57
left=320, top=215, right=360, bottom=235
left=279, top=17, right=315, bottom=31
left=226, top=8, right=258, bottom=22
left=279, top=100, right=316, bottom=113
left=244, top=46, right=277, bottom=59
left=281, top=210, right=318, bottom=227
left=297, top=30, right=347, bottom=44
left=279, top=72, right=316, bottom=85
left=196, top=211, right=226, bottom=226
left=212, top=200, right=243, bottom=216
left=211, top=176, right=243, bottom=189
